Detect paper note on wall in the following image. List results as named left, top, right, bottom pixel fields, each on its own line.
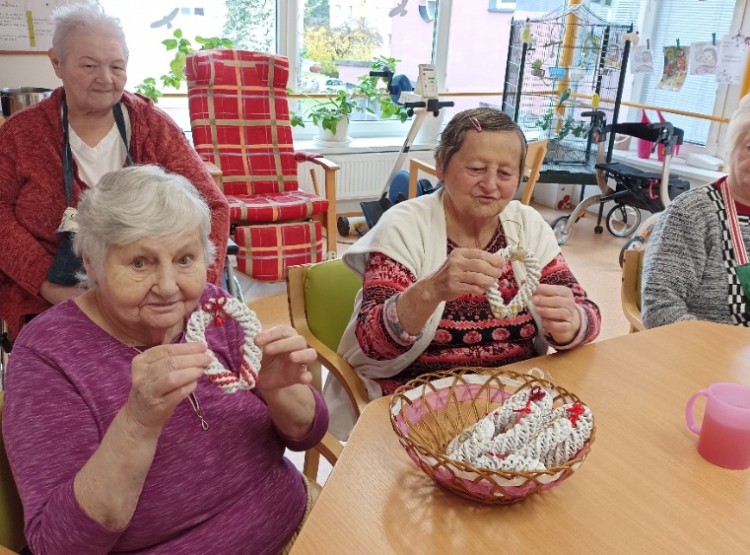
left=0, top=0, right=60, bottom=51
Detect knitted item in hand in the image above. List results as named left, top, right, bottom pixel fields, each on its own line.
left=486, top=246, right=541, bottom=319
left=185, top=296, right=263, bottom=393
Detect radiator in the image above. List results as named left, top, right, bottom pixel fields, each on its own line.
left=297, top=151, right=436, bottom=201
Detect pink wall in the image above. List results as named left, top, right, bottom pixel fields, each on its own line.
left=387, top=6, right=547, bottom=114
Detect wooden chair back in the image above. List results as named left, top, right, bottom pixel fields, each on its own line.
left=407, top=139, right=549, bottom=205
left=287, top=260, right=368, bottom=479
left=621, top=249, right=645, bottom=333
left=0, top=392, right=26, bottom=553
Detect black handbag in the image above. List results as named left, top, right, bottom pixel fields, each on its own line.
left=47, top=100, right=132, bottom=285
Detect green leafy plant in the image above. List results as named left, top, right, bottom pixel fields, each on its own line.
left=290, top=56, right=410, bottom=131
left=535, top=109, right=587, bottom=141
left=306, top=90, right=360, bottom=133
left=355, top=56, right=410, bottom=123
left=135, top=29, right=233, bottom=103
left=531, top=59, right=543, bottom=71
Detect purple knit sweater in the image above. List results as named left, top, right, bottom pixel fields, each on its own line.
left=2, top=284, right=328, bottom=554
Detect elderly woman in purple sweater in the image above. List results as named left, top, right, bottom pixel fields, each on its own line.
left=2, top=165, right=328, bottom=554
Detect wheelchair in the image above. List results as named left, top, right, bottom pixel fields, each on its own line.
left=550, top=111, right=688, bottom=263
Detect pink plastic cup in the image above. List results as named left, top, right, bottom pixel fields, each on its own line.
left=685, top=383, right=750, bottom=470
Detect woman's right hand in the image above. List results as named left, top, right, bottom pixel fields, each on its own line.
left=125, top=342, right=211, bottom=432
left=422, top=248, right=504, bottom=303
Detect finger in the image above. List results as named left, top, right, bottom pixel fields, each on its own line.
left=137, top=342, right=209, bottom=362
left=536, top=306, right=577, bottom=323
left=151, top=366, right=205, bottom=398
left=257, top=333, right=309, bottom=357
left=254, top=325, right=297, bottom=347
left=259, top=365, right=313, bottom=390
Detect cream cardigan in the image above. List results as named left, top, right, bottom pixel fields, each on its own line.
left=324, top=190, right=562, bottom=439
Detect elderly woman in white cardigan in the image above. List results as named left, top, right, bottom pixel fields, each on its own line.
left=325, top=108, right=601, bottom=439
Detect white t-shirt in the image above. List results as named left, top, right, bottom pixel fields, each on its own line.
left=68, top=109, right=131, bottom=187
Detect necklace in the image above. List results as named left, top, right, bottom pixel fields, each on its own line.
left=131, top=346, right=209, bottom=431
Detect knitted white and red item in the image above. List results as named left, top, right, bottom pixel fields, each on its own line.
left=185, top=296, right=263, bottom=393
left=445, top=385, right=593, bottom=472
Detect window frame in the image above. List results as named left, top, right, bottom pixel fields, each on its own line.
left=488, top=0, right=516, bottom=13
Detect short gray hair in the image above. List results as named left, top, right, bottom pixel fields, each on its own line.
left=74, top=165, right=216, bottom=278
left=435, top=107, right=528, bottom=186
left=726, top=94, right=750, bottom=162
left=51, top=0, right=128, bottom=62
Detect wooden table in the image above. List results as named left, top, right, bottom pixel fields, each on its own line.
left=291, top=321, right=750, bottom=554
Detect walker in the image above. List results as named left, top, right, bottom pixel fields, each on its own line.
left=337, top=64, right=453, bottom=236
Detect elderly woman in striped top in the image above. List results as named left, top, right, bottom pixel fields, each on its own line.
left=642, top=95, right=750, bottom=328
left=325, top=107, right=601, bottom=439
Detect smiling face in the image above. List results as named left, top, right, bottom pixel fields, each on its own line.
left=87, top=228, right=207, bottom=346
left=437, top=130, right=524, bottom=228
left=49, top=26, right=127, bottom=117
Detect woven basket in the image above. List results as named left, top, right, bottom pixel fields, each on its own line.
left=389, top=367, right=595, bottom=505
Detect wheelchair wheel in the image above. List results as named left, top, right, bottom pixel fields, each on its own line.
left=619, top=236, right=646, bottom=268
left=551, top=215, right=572, bottom=246
left=606, top=204, right=641, bottom=238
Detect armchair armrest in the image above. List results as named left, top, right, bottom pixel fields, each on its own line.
left=203, top=160, right=223, bottom=192
left=298, top=155, right=340, bottom=249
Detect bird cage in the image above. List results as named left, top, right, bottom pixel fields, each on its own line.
left=502, top=4, right=632, bottom=168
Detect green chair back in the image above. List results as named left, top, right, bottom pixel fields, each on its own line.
left=304, top=259, right=362, bottom=352
left=0, top=392, right=26, bottom=552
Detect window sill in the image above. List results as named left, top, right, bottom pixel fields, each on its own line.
left=610, top=150, right=726, bottom=184
left=294, top=136, right=437, bottom=156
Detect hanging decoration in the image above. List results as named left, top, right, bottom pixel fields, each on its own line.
left=690, top=42, right=719, bottom=75
left=657, top=44, right=689, bottom=92
left=716, top=33, right=750, bottom=84
left=631, top=44, right=654, bottom=74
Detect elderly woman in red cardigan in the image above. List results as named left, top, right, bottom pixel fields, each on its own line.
left=0, top=0, right=229, bottom=339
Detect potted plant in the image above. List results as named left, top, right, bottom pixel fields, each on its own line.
left=306, top=89, right=360, bottom=142
left=291, top=57, right=411, bottom=142
left=530, top=59, right=545, bottom=78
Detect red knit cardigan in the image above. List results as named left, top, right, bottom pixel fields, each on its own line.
left=0, top=88, right=230, bottom=337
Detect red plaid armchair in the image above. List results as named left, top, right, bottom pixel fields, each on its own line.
left=186, top=50, right=338, bottom=281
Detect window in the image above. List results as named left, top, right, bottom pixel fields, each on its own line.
left=588, top=0, right=737, bottom=147
left=101, top=0, right=745, bottom=147
left=488, top=1, right=516, bottom=13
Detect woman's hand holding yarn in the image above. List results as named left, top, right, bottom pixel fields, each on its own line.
left=531, top=284, right=582, bottom=344
left=126, top=342, right=211, bottom=431
left=255, top=325, right=317, bottom=392
left=426, top=248, right=505, bottom=302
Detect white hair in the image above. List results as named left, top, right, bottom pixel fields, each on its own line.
left=726, top=94, right=750, bottom=163
left=74, top=165, right=216, bottom=280
left=51, top=0, right=128, bottom=62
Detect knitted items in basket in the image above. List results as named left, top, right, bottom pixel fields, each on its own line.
left=185, top=296, right=263, bottom=393
left=486, top=246, right=541, bottom=319
left=445, top=385, right=593, bottom=472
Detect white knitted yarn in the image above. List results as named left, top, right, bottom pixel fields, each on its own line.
left=486, top=246, right=541, bottom=319
left=445, top=386, right=593, bottom=472
left=185, top=296, right=263, bottom=394
left=445, top=385, right=552, bottom=462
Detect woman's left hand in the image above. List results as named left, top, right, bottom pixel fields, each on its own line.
left=531, top=284, right=581, bottom=345
left=254, top=325, right=317, bottom=392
